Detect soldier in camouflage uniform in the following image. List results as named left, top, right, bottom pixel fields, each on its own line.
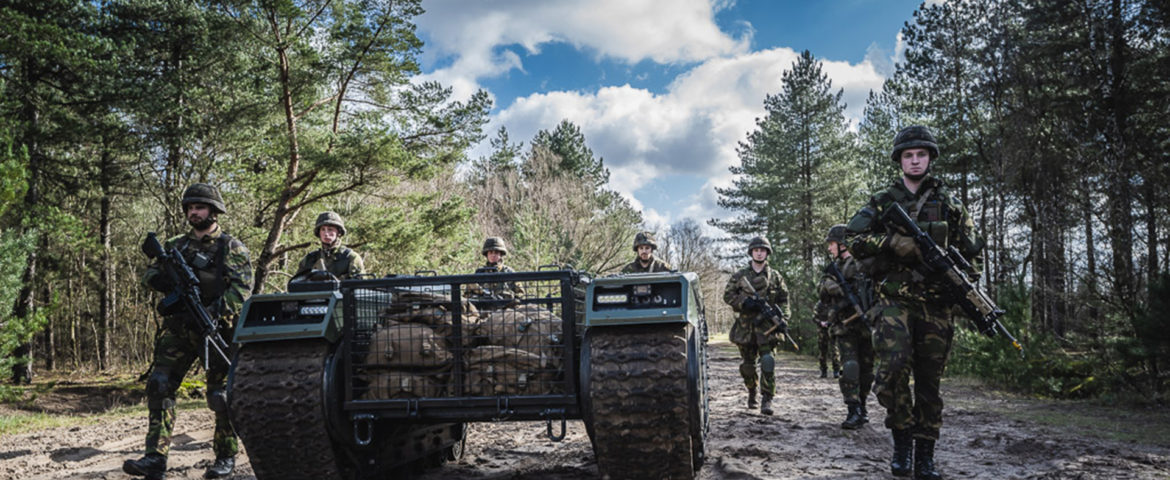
left=813, top=297, right=841, bottom=379
left=469, top=237, right=524, bottom=299
left=124, top=183, right=253, bottom=480
left=291, top=211, right=366, bottom=282
left=621, top=231, right=673, bottom=273
left=846, top=126, right=983, bottom=480
left=722, top=236, right=789, bottom=416
left=814, top=224, right=875, bottom=430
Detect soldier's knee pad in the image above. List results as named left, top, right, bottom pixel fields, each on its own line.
left=760, top=353, right=775, bottom=374
left=147, top=369, right=177, bottom=410
left=842, top=360, right=860, bottom=382
left=207, top=389, right=228, bottom=413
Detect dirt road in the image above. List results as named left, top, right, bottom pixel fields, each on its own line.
left=3, top=340, right=1170, bottom=479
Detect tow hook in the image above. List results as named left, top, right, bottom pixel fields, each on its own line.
left=543, top=409, right=567, bottom=442
left=352, top=413, right=375, bottom=446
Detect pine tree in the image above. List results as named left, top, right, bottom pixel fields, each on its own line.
left=712, top=50, right=862, bottom=270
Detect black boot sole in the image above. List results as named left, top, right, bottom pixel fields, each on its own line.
left=123, top=460, right=165, bottom=479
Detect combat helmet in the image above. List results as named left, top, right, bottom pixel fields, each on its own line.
left=632, top=232, right=659, bottom=252
left=747, top=236, right=772, bottom=255
left=890, top=125, right=939, bottom=163
left=482, top=237, right=508, bottom=256
left=181, top=183, right=226, bottom=214
left=824, top=224, right=847, bottom=243
left=314, top=211, right=346, bottom=237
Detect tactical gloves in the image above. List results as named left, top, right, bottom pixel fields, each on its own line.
left=145, top=270, right=174, bottom=292
left=884, top=232, right=921, bottom=261
left=741, top=297, right=763, bottom=313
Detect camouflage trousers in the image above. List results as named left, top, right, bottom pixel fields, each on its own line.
left=144, top=317, right=237, bottom=459
left=834, top=320, right=874, bottom=406
left=736, top=343, right=777, bottom=396
left=816, top=325, right=840, bottom=372
left=871, top=298, right=954, bottom=440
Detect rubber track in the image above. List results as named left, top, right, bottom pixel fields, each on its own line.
left=589, top=325, right=694, bottom=480
left=230, top=340, right=343, bottom=480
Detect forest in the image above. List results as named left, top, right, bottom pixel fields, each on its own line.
left=2, top=0, right=1168, bottom=403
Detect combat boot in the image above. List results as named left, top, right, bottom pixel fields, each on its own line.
left=123, top=453, right=166, bottom=480
left=890, top=428, right=913, bottom=477
left=841, top=403, right=866, bottom=430
left=759, top=394, right=774, bottom=415
left=820, top=367, right=828, bottom=378
left=914, top=439, right=942, bottom=480
left=204, top=456, right=235, bottom=479
left=859, top=404, right=870, bottom=424
left=747, top=387, right=758, bottom=409
left=833, top=369, right=841, bottom=379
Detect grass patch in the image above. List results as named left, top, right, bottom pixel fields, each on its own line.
left=0, top=399, right=204, bottom=436
left=1005, top=400, right=1170, bottom=447
left=943, top=375, right=1170, bottom=448
left=0, top=370, right=212, bottom=436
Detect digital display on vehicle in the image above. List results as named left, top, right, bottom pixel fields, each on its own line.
left=592, top=282, right=683, bottom=310
left=245, top=298, right=332, bottom=326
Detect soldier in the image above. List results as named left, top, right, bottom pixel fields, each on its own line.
left=292, top=211, right=366, bottom=281
left=846, top=126, right=983, bottom=479
left=124, top=183, right=253, bottom=480
left=470, top=236, right=524, bottom=299
left=621, top=231, right=672, bottom=273
left=813, top=285, right=842, bottom=379
left=722, top=236, right=790, bottom=416
left=813, top=224, right=875, bottom=430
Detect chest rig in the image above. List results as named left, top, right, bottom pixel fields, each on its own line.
left=887, top=184, right=953, bottom=248
left=177, top=235, right=229, bottom=305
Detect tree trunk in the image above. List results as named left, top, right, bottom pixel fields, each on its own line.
left=1105, top=0, right=1136, bottom=314
left=1083, top=177, right=1099, bottom=328
left=99, top=148, right=113, bottom=370
left=10, top=58, right=40, bottom=384
left=1145, top=180, right=1158, bottom=288
left=42, top=284, right=53, bottom=372
left=253, top=38, right=302, bottom=294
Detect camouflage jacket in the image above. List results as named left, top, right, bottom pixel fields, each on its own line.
left=723, top=263, right=789, bottom=346
left=295, top=245, right=365, bottom=280
left=813, top=256, right=872, bottom=336
left=468, top=263, right=524, bottom=299
left=846, top=176, right=983, bottom=303
left=620, top=256, right=672, bottom=274
left=142, top=225, right=253, bottom=323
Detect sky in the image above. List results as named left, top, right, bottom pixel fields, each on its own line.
left=413, top=0, right=932, bottom=236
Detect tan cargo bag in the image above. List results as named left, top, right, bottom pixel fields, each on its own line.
left=464, top=346, right=557, bottom=396
left=364, top=322, right=453, bottom=368
left=361, top=369, right=446, bottom=399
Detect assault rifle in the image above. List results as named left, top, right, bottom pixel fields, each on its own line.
left=142, top=232, right=232, bottom=369
left=881, top=203, right=1024, bottom=357
left=824, top=261, right=869, bottom=326
left=737, top=276, right=800, bottom=351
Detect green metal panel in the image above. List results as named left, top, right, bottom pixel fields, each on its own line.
left=585, top=272, right=701, bottom=328
left=234, top=290, right=343, bottom=344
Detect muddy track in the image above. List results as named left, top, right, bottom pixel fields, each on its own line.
left=3, top=341, right=1170, bottom=479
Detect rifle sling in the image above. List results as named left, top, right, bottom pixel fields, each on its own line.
left=910, top=187, right=934, bottom=219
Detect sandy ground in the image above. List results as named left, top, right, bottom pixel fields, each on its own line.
left=3, top=340, right=1170, bottom=479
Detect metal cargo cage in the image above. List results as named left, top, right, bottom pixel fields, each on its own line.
left=341, top=269, right=588, bottom=422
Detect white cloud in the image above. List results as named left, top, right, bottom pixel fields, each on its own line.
left=489, top=47, right=889, bottom=227
left=415, top=0, right=750, bottom=99
left=420, top=2, right=901, bottom=235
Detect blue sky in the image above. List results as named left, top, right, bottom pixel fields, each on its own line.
left=414, top=0, right=930, bottom=235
